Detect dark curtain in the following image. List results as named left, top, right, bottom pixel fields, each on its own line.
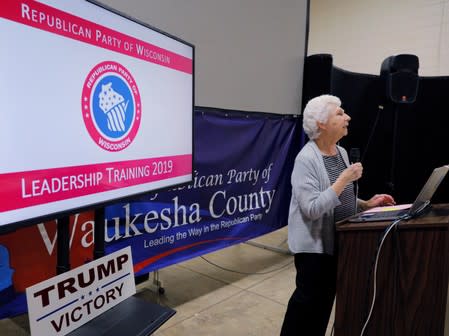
left=303, top=54, right=449, bottom=203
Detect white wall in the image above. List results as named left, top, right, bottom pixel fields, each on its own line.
left=309, top=0, right=449, bottom=76
left=99, top=0, right=309, bottom=114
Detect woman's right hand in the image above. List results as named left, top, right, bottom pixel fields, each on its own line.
left=332, top=163, right=363, bottom=196
left=340, top=163, right=363, bottom=184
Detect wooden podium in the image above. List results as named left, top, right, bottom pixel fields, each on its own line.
left=335, top=204, right=449, bottom=336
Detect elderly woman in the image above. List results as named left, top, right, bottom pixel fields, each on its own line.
left=280, top=95, right=394, bottom=336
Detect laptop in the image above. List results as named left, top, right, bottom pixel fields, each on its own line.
left=347, top=165, right=449, bottom=222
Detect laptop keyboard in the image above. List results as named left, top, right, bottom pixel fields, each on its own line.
left=368, top=209, right=408, bottom=219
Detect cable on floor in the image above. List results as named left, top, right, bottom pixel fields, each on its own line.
left=200, top=256, right=293, bottom=275
left=200, top=237, right=293, bottom=275
left=199, top=235, right=293, bottom=275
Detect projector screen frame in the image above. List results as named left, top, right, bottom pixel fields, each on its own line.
left=0, top=0, right=195, bottom=233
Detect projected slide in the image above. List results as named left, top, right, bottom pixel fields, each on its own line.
left=0, top=0, right=194, bottom=228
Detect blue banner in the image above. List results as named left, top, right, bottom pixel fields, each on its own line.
left=104, top=107, right=302, bottom=274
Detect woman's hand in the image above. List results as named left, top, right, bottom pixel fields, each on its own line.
left=362, top=194, right=396, bottom=210
left=340, top=163, right=363, bottom=184
left=332, top=163, right=363, bottom=196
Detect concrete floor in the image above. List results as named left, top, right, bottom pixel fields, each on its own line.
left=0, top=227, right=335, bottom=335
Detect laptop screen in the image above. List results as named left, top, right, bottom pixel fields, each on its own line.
left=408, top=165, right=449, bottom=216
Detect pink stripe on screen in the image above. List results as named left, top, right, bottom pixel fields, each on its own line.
left=0, top=154, right=192, bottom=212
left=1, top=0, right=193, bottom=74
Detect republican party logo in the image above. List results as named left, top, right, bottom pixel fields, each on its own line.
left=82, top=61, right=141, bottom=152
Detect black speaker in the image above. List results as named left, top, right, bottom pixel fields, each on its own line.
left=380, top=54, right=419, bottom=104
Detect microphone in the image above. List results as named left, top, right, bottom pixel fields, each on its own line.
left=350, top=147, right=361, bottom=163
left=350, top=148, right=361, bottom=213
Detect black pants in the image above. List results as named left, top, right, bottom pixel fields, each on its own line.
left=280, top=253, right=337, bottom=336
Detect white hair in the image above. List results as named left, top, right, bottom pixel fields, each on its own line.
left=302, top=94, right=342, bottom=139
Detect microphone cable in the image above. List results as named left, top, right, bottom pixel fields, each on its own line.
left=359, top=214, right=410, bottom=336
left=350, top=148, right=361, bottom=213
left=390, top=222, right=403, bottom=335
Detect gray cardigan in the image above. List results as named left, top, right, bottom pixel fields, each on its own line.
left=287, top=140, right=351, bottom=255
